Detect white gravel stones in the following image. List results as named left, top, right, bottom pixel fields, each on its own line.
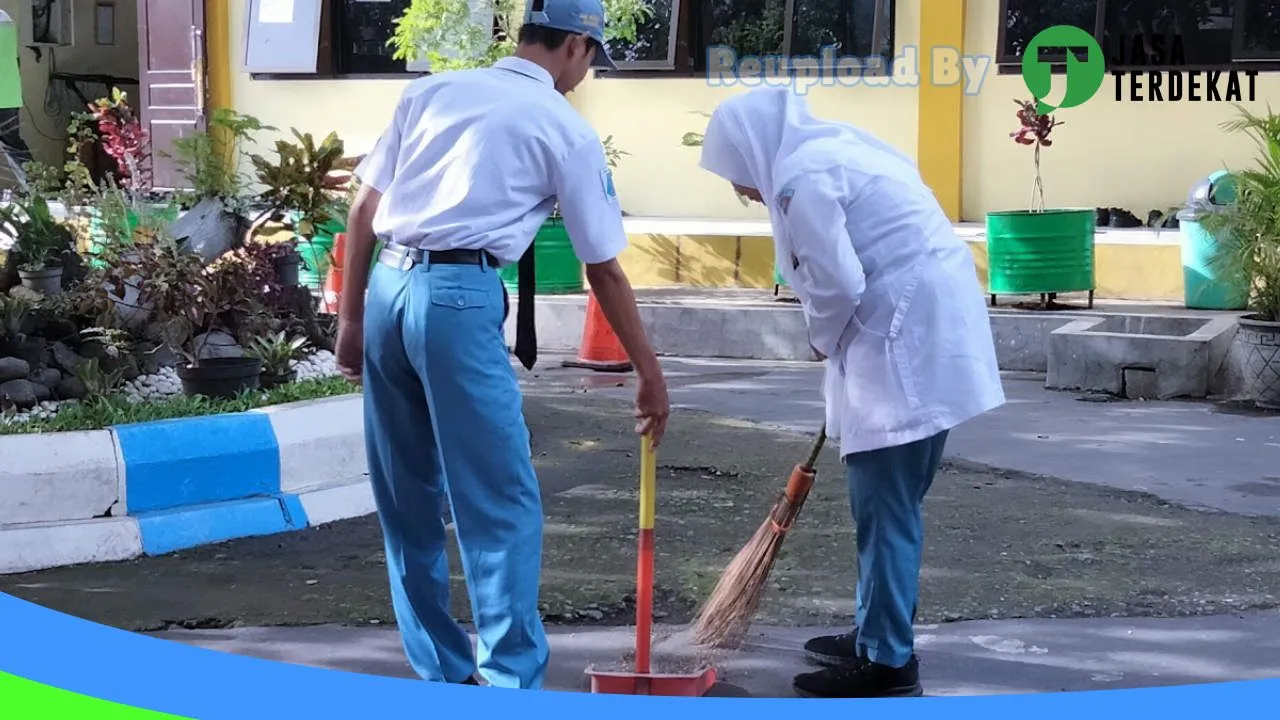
left=120, top=366, right=183, bottom=402
left=1, top=399, right=72, bottom=426
left=294, top=349, right=339, bottom=381
left=0, top=350, right=341, bottom=428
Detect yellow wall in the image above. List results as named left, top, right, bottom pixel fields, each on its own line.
left=225, top=1, right=922, bottom=219
left=622, top=231, right=1185, bottom=301
left=961, top=2, right=1278, bottom=222
left=6, top=0, right=140, bottom=166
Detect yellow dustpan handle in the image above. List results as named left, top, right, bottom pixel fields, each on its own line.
left=639, top=434, right=656, bottom=531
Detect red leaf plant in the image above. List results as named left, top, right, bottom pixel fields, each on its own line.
left=1011, top=99, right=1063, bottom=213
left=87, top=88, right=153, bottom=194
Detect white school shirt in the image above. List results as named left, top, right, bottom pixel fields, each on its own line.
left=775, top=166, right=1006, bottom=456
left=354, top=56, right=627, bottom=267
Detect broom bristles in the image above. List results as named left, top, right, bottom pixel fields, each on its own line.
left=692, top=492, right=808, bottom=649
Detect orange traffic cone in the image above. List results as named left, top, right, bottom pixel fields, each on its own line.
left=561, top=289, right=633, bottom=372
left=322, top=232, right=346, bottom=314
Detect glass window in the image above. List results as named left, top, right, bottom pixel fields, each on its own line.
left=707, top=0, right=787, bottom=58
left=1237, top=0, right=1280, bottom=59
left=607, top=0, right=679, bottom=67
left=1103, top=0, right=1235, bottom=67
left=789, top=0, right=894, bottom=65
left=998, top=0, right=1101, bottom=62
left=336, top=0, right=415, bottom=74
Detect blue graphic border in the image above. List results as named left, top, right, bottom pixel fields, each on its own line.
left=1, top=592, right=1276, bottom=717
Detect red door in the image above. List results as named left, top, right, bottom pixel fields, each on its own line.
left=136, top=0, right=207, bottom=191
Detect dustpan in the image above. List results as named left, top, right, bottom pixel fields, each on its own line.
left=586, top=434, right=718, bottom=696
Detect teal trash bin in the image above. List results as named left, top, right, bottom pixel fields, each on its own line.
left=1176, top=170, right=1249, bottom=310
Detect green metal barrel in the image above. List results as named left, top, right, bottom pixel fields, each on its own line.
left=499, top=218, right=584, bottom=294
left=297, top=219, right=346, bottom=290
left=985, top=209, right=1096, bottom=296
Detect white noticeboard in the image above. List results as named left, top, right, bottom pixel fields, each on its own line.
left=244, top=0, right=323, bottom=73
left=257, top=0, right=295, bottom=24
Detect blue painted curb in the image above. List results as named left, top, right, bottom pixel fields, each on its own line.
left=114, top=412, right=281, bottom=515
left=109, top=407, right=343, bottom=556
left=2, top=395, right=372, bottom=574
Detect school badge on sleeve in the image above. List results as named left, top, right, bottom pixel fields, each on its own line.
left=600, top=168, right=617, bottom=202
left=776, top=186, right=795, bottom=215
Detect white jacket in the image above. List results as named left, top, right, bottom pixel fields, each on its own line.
left=699, top=87, right=1005, bottom=455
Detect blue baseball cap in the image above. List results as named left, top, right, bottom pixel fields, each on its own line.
left=524, top=0, right=618, bottom=70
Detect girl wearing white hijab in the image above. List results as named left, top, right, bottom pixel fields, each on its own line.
left=700, top=87, right=1005, bottom=699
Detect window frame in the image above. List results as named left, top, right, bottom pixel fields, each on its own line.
left=994, top=0, right=1280, bottom=75
left=1231, top=0, right=1280, bottom=62
left=248, top=0, right=425, bottom=81
left=601, top=0, right=896, bottom=79
left=610, top=0, right=684, bottom=70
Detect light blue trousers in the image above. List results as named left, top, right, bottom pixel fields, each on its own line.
left=845, top=430, right=949, bottom=669
left=361, top=258, right=549, bottom=689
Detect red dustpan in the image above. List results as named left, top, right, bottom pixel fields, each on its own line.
left=586, top=435, right=718, bottom=696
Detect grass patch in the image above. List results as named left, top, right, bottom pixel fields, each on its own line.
left=0, top=376, right=358, bottom=435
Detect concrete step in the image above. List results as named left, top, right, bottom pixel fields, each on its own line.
left=503, top=288, right=1250, bottom=400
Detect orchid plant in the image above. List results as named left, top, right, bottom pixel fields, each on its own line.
left=1011, top=98, right=1064, bottom=214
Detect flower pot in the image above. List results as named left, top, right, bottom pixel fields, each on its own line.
left=497, top=218, right=584, bottom=295
left=18, top=266, right=63, bottom=296
left=273, top=250, right=301, bottom=286
left=177, top=356, right=263, bottom=399
left=259, top=368, right=297, bottom=390
left=1237, top=314, right=1280, bottom=410
left=985, top=209, right=1096, bottom=301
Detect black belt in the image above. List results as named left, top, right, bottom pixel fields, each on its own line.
left=378, top=242, right=538, bottom=370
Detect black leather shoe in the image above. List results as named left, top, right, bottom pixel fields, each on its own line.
left=803, top=630, right=860, bottom=667
left=793, top=656, right=923, bottom=698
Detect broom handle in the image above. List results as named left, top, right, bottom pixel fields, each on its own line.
left=802, top=425, right=827, bottom=472
left=635, top=434, right=657, bottom=675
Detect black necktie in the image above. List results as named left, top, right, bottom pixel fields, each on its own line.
left=513, top=244, right=537, bottom=370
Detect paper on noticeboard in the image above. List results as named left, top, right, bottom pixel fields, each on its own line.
left=258, top=0, right=295, bottom=23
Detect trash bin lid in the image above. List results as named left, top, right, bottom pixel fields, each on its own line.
left=1185, top=170, right=1237, bottom=207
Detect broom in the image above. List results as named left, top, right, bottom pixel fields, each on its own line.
left=692, top=424, right=828, bottom=650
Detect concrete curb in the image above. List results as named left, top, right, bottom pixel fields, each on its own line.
left=0, top=394, right=372, bottom=575
left=507, top=295, right=1250, bottom=398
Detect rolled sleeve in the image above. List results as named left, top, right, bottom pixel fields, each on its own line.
left=354, top=100, right=407, bottom=193
left=552, top=135, right=629, bottom=265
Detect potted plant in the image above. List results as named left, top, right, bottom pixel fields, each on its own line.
left=71, top=90, right=182, bottom=267
left=984, top=99, right=1096, bottom=309
left=105, top=233, right=264, bottom=398
left=1200, top=105, right=1280, bottom=410
left=164, top=108, right=276, bottom=263
left=390, top=0, right=644, bottom=295
left=245, top=330, right=309, bottom=389
left=0, top=195, right=76, bottom=295
left=248, top=129, right=358, bottom=290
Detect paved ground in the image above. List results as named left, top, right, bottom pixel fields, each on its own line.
left=540, top=354, right=1280, bottom=517
left=4, top=354, right=1280, bottom=696
left=152, top=613, right=1280, bottom=696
